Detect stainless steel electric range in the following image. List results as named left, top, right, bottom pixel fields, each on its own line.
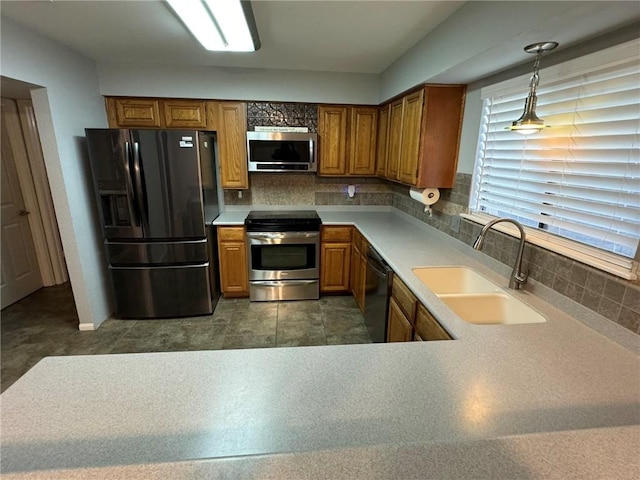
left=244, top=210, right=322, bottom=301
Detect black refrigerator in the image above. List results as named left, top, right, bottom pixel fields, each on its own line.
left=85, top=129, right=220, bottom=318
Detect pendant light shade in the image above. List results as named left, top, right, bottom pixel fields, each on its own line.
left=510, top=41, right=558, bottom=135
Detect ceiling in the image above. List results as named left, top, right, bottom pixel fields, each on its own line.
left=0, top=0, right=465, bottom=74
left=1, top=0, right=639, bottom=84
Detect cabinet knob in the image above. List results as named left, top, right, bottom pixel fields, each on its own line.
left=19, top=209, right=30, bottom=216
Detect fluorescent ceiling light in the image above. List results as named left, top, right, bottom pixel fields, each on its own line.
left=167, top=0, right=260, bottom=52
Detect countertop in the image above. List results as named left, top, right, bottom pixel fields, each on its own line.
left=2, top=207, right=639, bottom=479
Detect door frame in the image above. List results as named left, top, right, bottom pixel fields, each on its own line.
left=1, top=97, right=68, bottom=288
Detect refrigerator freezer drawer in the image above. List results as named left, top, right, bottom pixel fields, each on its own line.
left=109, top=264, right=212, bottom=318
left=106, top=240, right=208, bottom=265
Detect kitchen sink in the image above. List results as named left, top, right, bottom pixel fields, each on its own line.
left=412, top=266, right=546, bottom=325
left=412, top=266, right=501, bottom=294
left=438, top=293, right=547, bottom=325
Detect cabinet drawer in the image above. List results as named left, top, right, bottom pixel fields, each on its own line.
left=392, top=275, right=416, bottom=323
left=415, top=303, right=451, bottom=341
left=322, top=225, right=352, bottom=243
left=217, top=226, right=246, bottom=242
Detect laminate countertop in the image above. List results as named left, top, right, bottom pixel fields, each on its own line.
left=2, top=207, right=639, bottom=479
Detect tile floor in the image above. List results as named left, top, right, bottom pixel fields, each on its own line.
left=1, top=283, right=371, bottom=392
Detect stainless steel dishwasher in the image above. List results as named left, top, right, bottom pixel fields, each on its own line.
left=364, top=245, right=394, bottom=343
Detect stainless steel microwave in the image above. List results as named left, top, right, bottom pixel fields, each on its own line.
left=247, top=131, right=317, bottom=173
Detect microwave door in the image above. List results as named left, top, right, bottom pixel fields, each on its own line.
left=85, top=128, right=143, bottom=239
left=132, top=130, right=206, bottom=240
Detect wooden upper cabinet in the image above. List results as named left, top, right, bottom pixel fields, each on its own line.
left=417, top=85, right=466, bottom=188
left=376, top=104, right=390, bottom=177
left=318, top=105, right=378, bottom=177
left=107, top=98, right=162, bottom=128
left=349, top=106, right=378, bottom=176
left=398, top=89, right=424, bottom=185
left=216, top=102, right=249, bottom=189
left=318, top=105, right=348, bottom=175
left=163, top=100, right=207, bottom=129
left=380, top=85, right=465, bottom=188
left=386, top=98, right=404, bottom=181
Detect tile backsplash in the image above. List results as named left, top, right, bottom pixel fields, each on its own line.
left=391, top=173, right=640, bottom=335
left=224, top=174, right=393, bottom=207
left=246, top=102, right=318, bottom=132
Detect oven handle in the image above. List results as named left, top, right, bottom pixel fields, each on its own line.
left=247, top=231, right=319, bottom=241
left=250, top=280, right=318, bottom=287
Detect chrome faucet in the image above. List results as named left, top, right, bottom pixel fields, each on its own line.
left=472, top=218, right=528, bottom=289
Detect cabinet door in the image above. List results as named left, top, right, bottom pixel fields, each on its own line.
left=350, top=242, right=360, bottom=299
left=356, top=250, right=367, bottom=312
left=320, top=242, right=351, bottom=293
left=107, top=98, right=162, bottom=128
left=376, top=104, right=390, bottom=177
left=415, top=303, right=451, bottom=341
left=318, top=105, right=348, bottom=176
left=398, top=89, right=424, bottom=185
left=217, top=102, right=249, bottom=189
left=415, top=85, right=466, bottom=188
left=386, top=99, right=404, bottom=181
left=387, top=297, right=412, bottom=342
left=163, top=100, right=207, bottom=129
left=349, top=107, right=377, bottom=176
left=218, top=236, right=249, bottom=297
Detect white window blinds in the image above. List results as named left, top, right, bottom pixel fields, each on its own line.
left=470, top=40, right=640, bottom=276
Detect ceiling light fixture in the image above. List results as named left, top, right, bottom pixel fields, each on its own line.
left=166, top=0, right=260, bottom=52
left=509, top=41, right=558, bottom=135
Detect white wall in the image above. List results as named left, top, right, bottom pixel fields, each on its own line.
left=455, top=88, right=482, bottom=175
left=379, top=1, right=640, bottom=101
left=97, top=62, right=379, bottom=105
left=1, top=17, right=112, bottom=329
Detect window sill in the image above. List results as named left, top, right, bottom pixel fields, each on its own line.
left=460, top=213, right=638, bottom=281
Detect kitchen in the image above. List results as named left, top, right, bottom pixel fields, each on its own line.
left=1, top=1, right=640, bottom=478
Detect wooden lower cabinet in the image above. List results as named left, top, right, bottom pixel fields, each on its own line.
left=415, top=303, right=452, bottom=341
left=351, top=228, right=367, bottom=312
left=217, top=226, right=249, bottom=297
left=386, top=274, right=451, bottom=342
left=320, top=243, right=351, bottom=293
left=387, top=297, right=413, bottom=342
left=320, top=226, right=352, bottom=293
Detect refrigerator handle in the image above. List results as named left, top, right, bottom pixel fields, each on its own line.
left=132, top=141, right=149, bottom=234
left=124, top=141, right=140, bottom=227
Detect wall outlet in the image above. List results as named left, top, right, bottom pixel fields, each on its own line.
left=451, top=215, right=461, bottom=233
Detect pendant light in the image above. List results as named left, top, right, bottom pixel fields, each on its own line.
left=510, top=41, right=558, bottom=135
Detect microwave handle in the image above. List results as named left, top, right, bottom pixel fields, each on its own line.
left=309, top=138, right=315, bottom=165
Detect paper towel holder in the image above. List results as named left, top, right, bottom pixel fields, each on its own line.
left=409, top=187, right=440, bottom=216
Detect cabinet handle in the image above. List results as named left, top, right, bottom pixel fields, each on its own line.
left=19, top=210, right=30, bottom=216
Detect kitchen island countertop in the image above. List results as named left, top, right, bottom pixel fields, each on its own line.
left=2, top=207, right=639, bottom=479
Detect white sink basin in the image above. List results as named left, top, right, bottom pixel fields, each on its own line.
left=412, top=266, right=546, bottom=325
left=412, top=266, right=501, bottom=294
left=438, top=293, right=546, bottom=325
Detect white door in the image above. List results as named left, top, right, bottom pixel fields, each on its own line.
left=1, top=107, right=43, bottom=308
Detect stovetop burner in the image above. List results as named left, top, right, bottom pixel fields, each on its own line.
left=244, top=210, right=322, bottom=232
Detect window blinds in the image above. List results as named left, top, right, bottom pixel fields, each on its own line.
left=471, top=45, right=640, bottom=269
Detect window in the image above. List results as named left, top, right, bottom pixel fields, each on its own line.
left=468, top=39, right=640, bottom=280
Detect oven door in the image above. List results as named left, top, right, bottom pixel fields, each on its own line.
left=247, top=231, right=319, bottom=281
